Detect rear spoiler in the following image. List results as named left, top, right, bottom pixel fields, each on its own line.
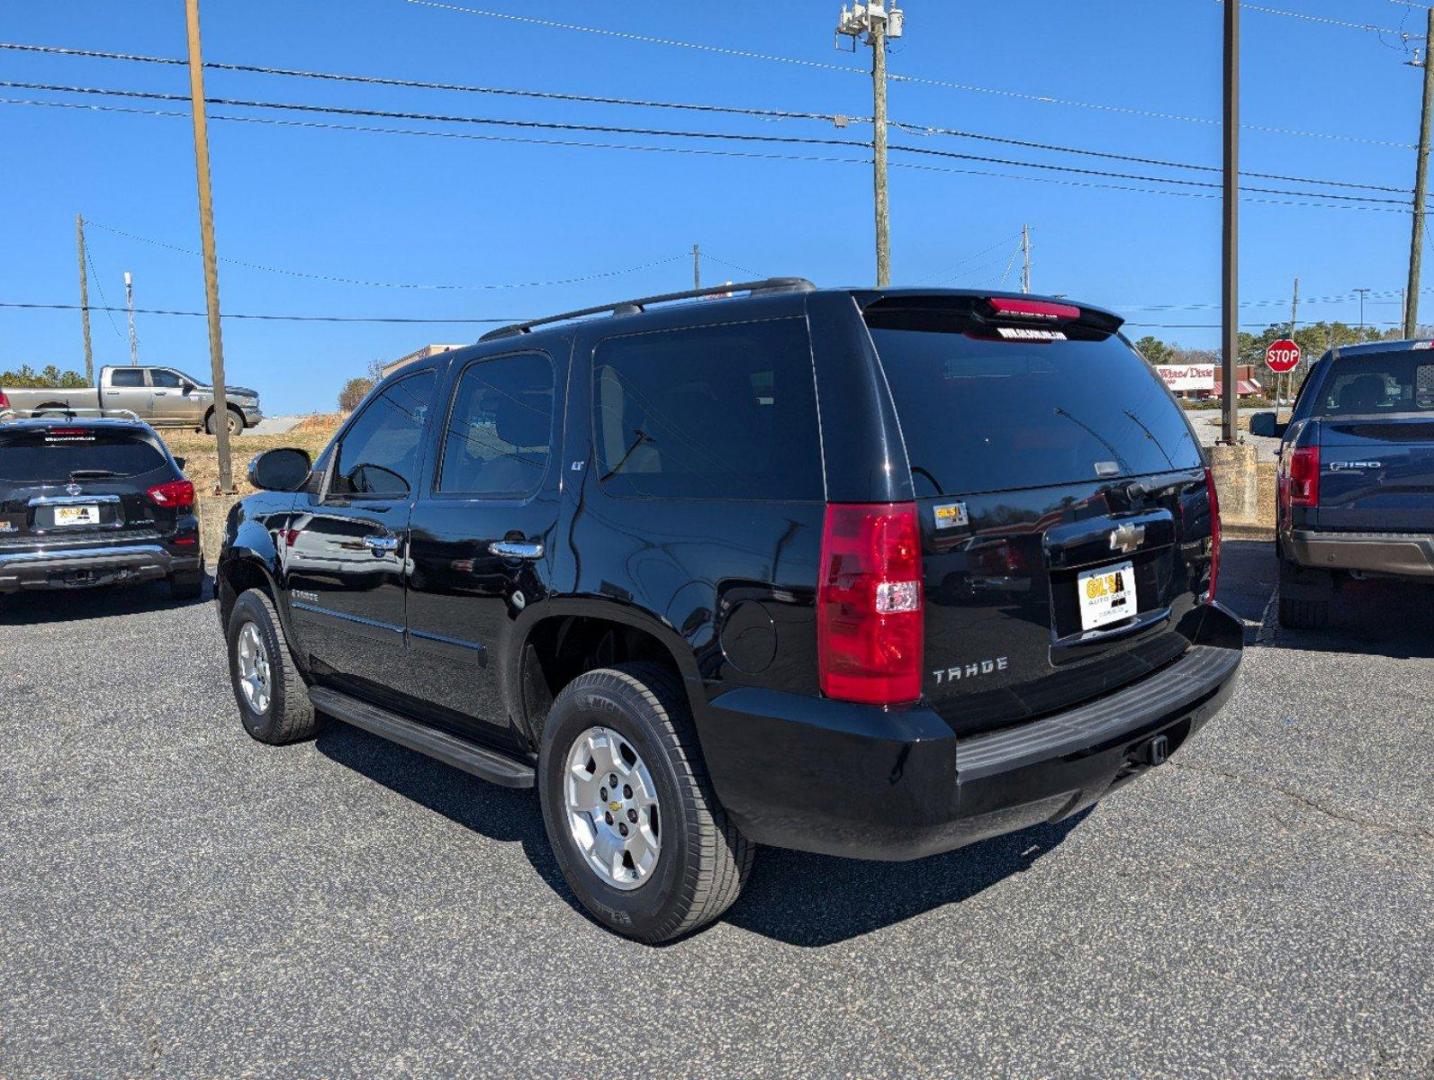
left=857, top=291, right=1125, bottom=336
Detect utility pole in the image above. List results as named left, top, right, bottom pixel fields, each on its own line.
left=1220, top=0, right=1240, bottom=445
left=124, top=271, right=138, bottom=366
left=1285, top=275, right=1299, bottom=407
left=692, top=243, right=701, bottom=290
left=75, top=214, right=93, bottom=384
left=185, top=0, right=235, bottom=493
left=837, top=2, right=904, bottom=287
left=1355, top=287, right=1371, bottom=334
left=1021, top=224, right=1032, bottom=294
left=1405, top=6, right=1434, bottom=340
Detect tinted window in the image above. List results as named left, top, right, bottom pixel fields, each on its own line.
left=593, top=318, right=821, bottom=500
left=438, top=353, right=553, bottom=497
left=0, top=429, right=168, bottom=482
left=331, top=371, right=435, bottom=497
left=1314, top=351, right=1434, bottom=415
left=150, top=369, right=182, bottom=388
left=110, top=369, right=144, bottom=388
left=870, top=324, right=1202, bottom=495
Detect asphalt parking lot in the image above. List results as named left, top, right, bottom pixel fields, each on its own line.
left=1, top=542, right=1430, bottom=1078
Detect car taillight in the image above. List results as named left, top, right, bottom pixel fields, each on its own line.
left=147, top=479, right=195, bottom=511
left=0, top=390, right=9, bottom=409
left=817, top=502, right=924, bottom=706
left=1288, top=445, right=1320, bottom=508
left=1204, top=466, right=1221, bottom=603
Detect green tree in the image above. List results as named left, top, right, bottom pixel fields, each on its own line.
left=0, top=363, right=87, bottom=388
left=338, top=377, right=374, bottom=412
left=1133, top=335, right=1173, bottom=365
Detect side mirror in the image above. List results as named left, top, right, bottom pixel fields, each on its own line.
left=248, top=448, right=312, bottom=492
left=1249, top=411, right=1287, bottom=439
left=173, top=456, right=187, bottom=471
left=182, top=382, right=197, bottom=394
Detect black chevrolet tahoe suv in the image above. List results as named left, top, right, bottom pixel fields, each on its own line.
left=217, top=280, right=1242, bottom=942
left=1252, top=340, right=1434, bottom=628
left=0, top=414, right=202, bottom=601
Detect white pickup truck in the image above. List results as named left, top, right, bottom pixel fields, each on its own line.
left=0, top=365, right=263, bottom=434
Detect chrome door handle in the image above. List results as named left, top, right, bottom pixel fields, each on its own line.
left=488, top=539, right=544, bottom=560
left=363, top=535, right=400, bottom=556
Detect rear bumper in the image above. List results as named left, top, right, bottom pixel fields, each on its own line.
left=0, top=543, right=202, bottom=593
left=1287, top=529, right=1434, bottom=578
left=697, top=604, right=1243, bottom=861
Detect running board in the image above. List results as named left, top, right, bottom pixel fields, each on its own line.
left=308, top=686, right=535, bottom=789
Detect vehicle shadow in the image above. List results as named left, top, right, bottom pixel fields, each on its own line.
left=724, top=811, right=1090, bottom=947
left=0, top=575, right=213, bottom=625
left=316, top=719, right=1090, bottom=947
left=1267, top=575, right=1434, bottom=659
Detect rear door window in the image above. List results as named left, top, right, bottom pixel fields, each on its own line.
left=867, top=315, right=1201, bottom=496
left=437, top=352, right=554, bottom=498
left=592, top=318, right=822, bottom=500
left=109, top=369, right=145, bottom=388
left=0, top=428, right=168, bottom=482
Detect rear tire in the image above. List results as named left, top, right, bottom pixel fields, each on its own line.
left=225, top=588, right=322, bottom=744
left=1278, top=594, right=1330, bottom=629
left=169, top=573, right=203, bottom=602
left=538, top=662, right=754, bottom=943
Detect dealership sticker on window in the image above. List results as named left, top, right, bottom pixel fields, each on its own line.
left=933, top=502, right=969, bottom=530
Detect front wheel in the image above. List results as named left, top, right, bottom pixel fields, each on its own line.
left=206, top=408, right=243, bottom=436
left=225, top=588, right=322, bottom=744
left=538, top=662, right=753, bottom=943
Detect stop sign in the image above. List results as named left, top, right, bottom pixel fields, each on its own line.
left=1265, top=338, right=1301, bottom=373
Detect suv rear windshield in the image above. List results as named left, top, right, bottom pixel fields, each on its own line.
left=0, top=428, right=168, bottom=483
left=1312, top=349, right=1434, bottom=416
left=867, top=313, right=1201, bottom=496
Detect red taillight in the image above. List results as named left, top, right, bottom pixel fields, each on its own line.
left=147, top=479, right=195, bottom=511
left=0, top=390, right=9, bottom=409
left=1204, top=466, right=1221, bottom=603
left=1288, top=445, right=1320, bottom=508
left=817, top=502, right=924, bottom=706
left=987, top=297, right=1081, bottom=321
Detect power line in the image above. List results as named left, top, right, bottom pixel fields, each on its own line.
left=84, top=221, right=687, bottom=289
left=1225, top=1, right=1424, bottom=36
left=0, top=301, right=522, bottom=324
left=4, top=94, right=1415, bottom=216
left=83, top=247, right=126, bottom=342
left=0, top=41, right=1410, bottom=192
left=395, top=0, right=1417, bottom=148
left=3, top=81, right=1416, bottom=209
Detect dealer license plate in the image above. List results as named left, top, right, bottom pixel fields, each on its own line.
left=54, top=504, right=101, bottom=527
left=1077, top=560, right=1136, bottom=631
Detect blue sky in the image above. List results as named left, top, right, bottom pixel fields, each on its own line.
left=1, top=0, right=1427, bottom=413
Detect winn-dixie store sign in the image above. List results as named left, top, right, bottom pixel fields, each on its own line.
left=1155, top=364, right=1216, bottom=392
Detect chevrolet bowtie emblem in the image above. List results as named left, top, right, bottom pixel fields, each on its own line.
left=608, top=801, right=622, bottom=813
left=1109, top=523, right=1146, bottom=555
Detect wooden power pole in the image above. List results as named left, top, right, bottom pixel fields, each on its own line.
left=1021, top=224, right=1032, bottom=294
left=1405, top=5, right=1434, bottom=340
left=75, top=214, right=93, bottom=384
left=693, top=243, right=701, bottom=290
left=184, top=0, right=235, bottom=493
left=837, top=3, right=902, bottom=287
left=1221, top=0, right=1240, bottom=445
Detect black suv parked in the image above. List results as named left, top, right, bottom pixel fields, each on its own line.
left=0, top=415, right=202, bottom=601
left=1253, top=340, right=1434, bottom=628
left=218, top=280, right=1242, bottom=942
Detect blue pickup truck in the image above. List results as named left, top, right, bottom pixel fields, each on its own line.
left=1252, top=340, right=1434, bottom=628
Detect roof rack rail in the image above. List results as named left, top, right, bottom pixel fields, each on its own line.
left=0, top=407, right=142, bottom=423
left=478, top=277, right=816, bottom=342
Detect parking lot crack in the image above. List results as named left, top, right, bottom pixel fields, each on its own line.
left=1170, top=761, right=1434, bottom=845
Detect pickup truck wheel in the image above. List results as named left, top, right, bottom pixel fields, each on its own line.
left=206, top=407, right=244, bottom=436
left=538, top=662, right=754, bottom=943
left=169, top=573, right=204, bottom=602
left=226, top=588, right=322, bottom=744
left=1278, top=595, right=1330, bottom=630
